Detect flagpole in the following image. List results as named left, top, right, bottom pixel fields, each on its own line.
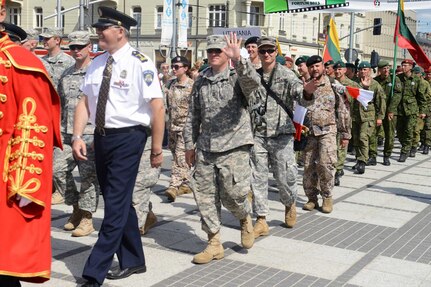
left=390, top=0, right=401, bottom=100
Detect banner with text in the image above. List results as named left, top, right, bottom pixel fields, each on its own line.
left=178, top=0, right=189, bottom=48
left=161, top=0, right=173, bottom=46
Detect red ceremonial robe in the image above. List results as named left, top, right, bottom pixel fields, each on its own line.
left=0, top=34, right=61, bottom=283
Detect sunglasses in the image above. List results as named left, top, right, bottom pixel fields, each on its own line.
left=207, top=49, right=222, bottom=54
left=69, top=44, right=88, bottom=51
left=258, top=49, right=276, bottom=55
left=171, top=64, right=184, bottom=70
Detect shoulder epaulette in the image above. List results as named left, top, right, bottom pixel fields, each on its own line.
left=132, top=50, right=148, bottom=63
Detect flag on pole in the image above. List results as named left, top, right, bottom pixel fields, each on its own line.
left=276, top=37, right=283, bottom=56
left=345, top=86, right=374, bottom=109
left=394, top=0, right=431, bottom=70
left=293, top=105, right=307, bottom=140
left=323, top=17, right=342, bottom=63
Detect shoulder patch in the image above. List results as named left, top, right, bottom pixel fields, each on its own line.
left=132, top=51, right=148, bottom=63
left=143, top=70, right=154, bottom=86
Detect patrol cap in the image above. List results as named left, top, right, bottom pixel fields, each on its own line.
left=23, top=28, right=40, bottom=41
left=244, top=36, right=259, bottom=47
left=333, top=61, right=346, bottom=69
left=40, top=27, right=63, bottom=38
left=401, top=59, right=415, bottom=66
left=306, top=55, right=323, bottom=67
left=92, top=6, right=137, bottom=31
left=2, top=23, right=27, bottom=43
left=171, top=56, right=190, bottom=67
left=358, top=61, right=371, bottom=69
left=257, top=36, right=276, bottom=48
left=324, top=60, right=335, bottom=67
left=285, top=56, right=293, bottom=63
left=276, top=55, right=286, bottom=65
left=68, top=30, right=91, bottom=46
left=295, top=55, right=309, bottom=66
left=206, top=35, right=227, bottom=50
left=378, top=60, right=390, bottom=68
left=412, top=66, right=423, bottom=74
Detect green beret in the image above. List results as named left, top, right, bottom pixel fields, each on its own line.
left=295, top=55, right=309, bottom=66
left=412, top=66, right=423, bottom=74
left=333, top=61, right=346, bottom=69
left=346, top=63, right=356, bottom=70
left=378, top=60, right=390, bottom=68
left=276, top=55, right=286, bottom=65
left=324, top=60, right=335, bottom=67
left=358, top=61, right=371, bottom=69
left=306, top=55, right=323, bottom=67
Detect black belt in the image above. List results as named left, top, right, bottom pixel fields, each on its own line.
left=95, top=125, right=146, bottom=136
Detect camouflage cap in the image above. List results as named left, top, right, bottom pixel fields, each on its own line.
left=257, top=36, right=276, bottom=48
left=40, top=27, right=63, bottom=38
left=23, top=28, right=40, bottom=41
left=68, top=30, right=91, bottom=46
left=206, top=35, right=226, bottom=50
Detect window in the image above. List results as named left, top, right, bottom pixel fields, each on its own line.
left=35, top=7, right=43, bottom=28
left=250, top=6, right=260, bottom=26
left=312, top=17, right=317, bottom=39
left=8, top=7, right=21, bottom=25
left=188, top=7, right=193, bottom=29
left=208, top=5, right=226, bottom=27
left=279, top=13, right=285, bottom=31
left=132, top=6, right=142, bottom=32
left=156, top=6, right=163, bottom=29
left=55, top=7, right=65, bottom=27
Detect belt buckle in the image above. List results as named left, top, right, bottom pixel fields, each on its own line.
left=97, top=127, right=106, bottom=136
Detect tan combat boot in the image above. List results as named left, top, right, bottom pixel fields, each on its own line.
left=303, top=199, right=319, bottom=211
left=64, top=205, right=82, bottom=231
left=52, top=191, right=64, bottom=205
left=165, top=187, right=178, bottom=202
left=193, top=232, right=224, bottom=264
left=322, top=197, right=333, bottom=213
left=177, top=184, right=192, bottom=196
left=253, top=216, right=269, bottom=239
left=240, top=214, right=254, bottom=249
left=140, top=210, right=158, bottom=235
left=285, top=201, right=297, bottom=228
left=72, top=211, right=95, bottom=237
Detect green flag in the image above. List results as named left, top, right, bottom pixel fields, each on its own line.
left=264, top=0, right=346, bottom=14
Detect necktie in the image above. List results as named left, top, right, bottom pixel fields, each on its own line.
left=95, top=56, right=114, bottom=129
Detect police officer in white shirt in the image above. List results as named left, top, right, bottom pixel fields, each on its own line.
left=72, top=6, right=165, bottom=287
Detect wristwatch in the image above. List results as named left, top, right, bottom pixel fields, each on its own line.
left=71, top=135, right=83, bottom=142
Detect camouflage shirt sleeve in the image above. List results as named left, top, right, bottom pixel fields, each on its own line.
left=373, top=81, right=386, bottom=120
left=234, top=57, right=262, bottom=102
left=388, top=76, right=402, bottom=114
left=334, top=82, right=351, bottom=140
left=183, top=78, right=202, bottom=150
left=417, top=78, right=428, bottom=114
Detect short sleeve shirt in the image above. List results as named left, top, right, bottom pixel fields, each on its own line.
left=81, top=43, right=163, bottom=128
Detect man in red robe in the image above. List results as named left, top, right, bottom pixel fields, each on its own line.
left=0, top=1, right=62, bottom=286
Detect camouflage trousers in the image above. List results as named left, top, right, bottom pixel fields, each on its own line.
left=132, top=138, right=161, bottom=228
left=303, top=132, right=337, bottom=199
left=397, top=115, right=417, bottom=154
left=251, top=135, right=297, bottom=217
left=192, top=146, right=252, bottom=235
left=383, top=116, right=397, bottom=157
left=335, top=133, right=347, bottom=171
left=421, top=116, right=431, bottom=146
left=53, top=134, right=99, bottom=212
left=352, top=120, right=375, bottom=162
left=168, top=130, right=191, bottom=188
left=413, top=117, right=424, bottom=148
left=369, top=122, right=379, bottom=159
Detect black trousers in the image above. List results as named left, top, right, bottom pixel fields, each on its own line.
left=82, top=127, right=147, bottom=284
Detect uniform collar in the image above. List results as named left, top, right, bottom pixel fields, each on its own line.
left=109, top=42, right=132, bottom=63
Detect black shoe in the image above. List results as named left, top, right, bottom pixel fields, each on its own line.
left=356, top=161, right=365, bottom=174
left=335, top=169, right=344, bottom=177
left=367, top=157, right=377, bottom=166
left=409, top=148, right=417, bottom=158
left=424, top=145, right=429, bottom=155
left=81, top=280, right=101, bottom=287
left=398, top=153, right=407, bottom=162
left=418, top=144, right=425, bottom=151
left=107, top=265, right=146, bottom=280
left=352, top=163, right=358, bottom=170
left=334, top=173, right=340, bottom=186
left=383, top=156, right=391, bottom=166
left=377, top=138, right=384, bottom=146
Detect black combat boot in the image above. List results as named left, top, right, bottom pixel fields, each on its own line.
left=409, top=147, right=417, bottom=157
left=367, top=157, right=377, bottom=166
left=377, top=137, right=384, bottom=146
left=398, top=153, right=407, bottom=162
left=418, top=144, right=425, bottom=152
left=334, top=173, right=340, bottom=186
left=356, top=161, right=365, bottom=174
left=383, top=156, right=391, bottom=166
left=423, top=145, right=429, bottom=155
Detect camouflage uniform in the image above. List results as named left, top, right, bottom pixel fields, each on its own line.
left=422, top=79, right=431, bottom=148
left=184, top=67, right=254, bottom=234
left=235, top=59, right=304, bottom=216
left=374, top=74, right=402, bottom=158
left=132, top=135, right=161, bottom=228
left=397, top=73, right=427, bottom=155
left=166, top=77, right=194, bottom=188
left=352, top=79, right=386, bottom=162
left=412, top=78, right=430, bottom=148
left=53, top=64, right=99, bottom=212
left=301, top=76, right=351, bottom=200
left=42, top=51, right=75, bottom=88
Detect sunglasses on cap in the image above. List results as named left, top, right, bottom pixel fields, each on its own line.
left=69, top=44, right=88, bottom=51
left=207, top=48, right=222, bottom=54
left=171, top=64, right=184, bottom=70
left=258, top=48, right=276, bottom=55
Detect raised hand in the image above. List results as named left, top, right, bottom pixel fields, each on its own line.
left=222, top=32, right=242, bottom=62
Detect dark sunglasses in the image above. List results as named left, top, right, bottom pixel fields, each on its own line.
left=171, top=64, right=184, bottom=70
left=207, top=48, right=222, bottom=54
left=258, top=49, right=276, bottom=55
left=69, top=44, right=88, bottom=51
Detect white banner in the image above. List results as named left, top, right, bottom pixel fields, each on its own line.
left=178, top=0, right=189, bottom=49
left=161, top=0, right=173, bottom=46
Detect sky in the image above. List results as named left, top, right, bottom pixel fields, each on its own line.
left=417, top=10, right=431, bottom=33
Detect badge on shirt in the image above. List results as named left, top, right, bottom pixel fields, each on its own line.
left=120, top=70, right=127, bottom=79
left=143, top=70, right=154, bottom=86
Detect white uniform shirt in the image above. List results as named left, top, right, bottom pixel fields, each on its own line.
left=81, top=43, right=163, bottom=128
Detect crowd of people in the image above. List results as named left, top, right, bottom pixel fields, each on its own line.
left=0, top=2, right=430, bottom=286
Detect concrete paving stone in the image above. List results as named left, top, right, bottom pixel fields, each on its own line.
left=310, top=278, right=331, bottom=286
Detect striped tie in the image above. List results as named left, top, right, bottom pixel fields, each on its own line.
left=95, top=56, right=114, bottom=129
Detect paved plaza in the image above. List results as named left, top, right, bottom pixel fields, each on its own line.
left=23, top=143, right=431, bottom=287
